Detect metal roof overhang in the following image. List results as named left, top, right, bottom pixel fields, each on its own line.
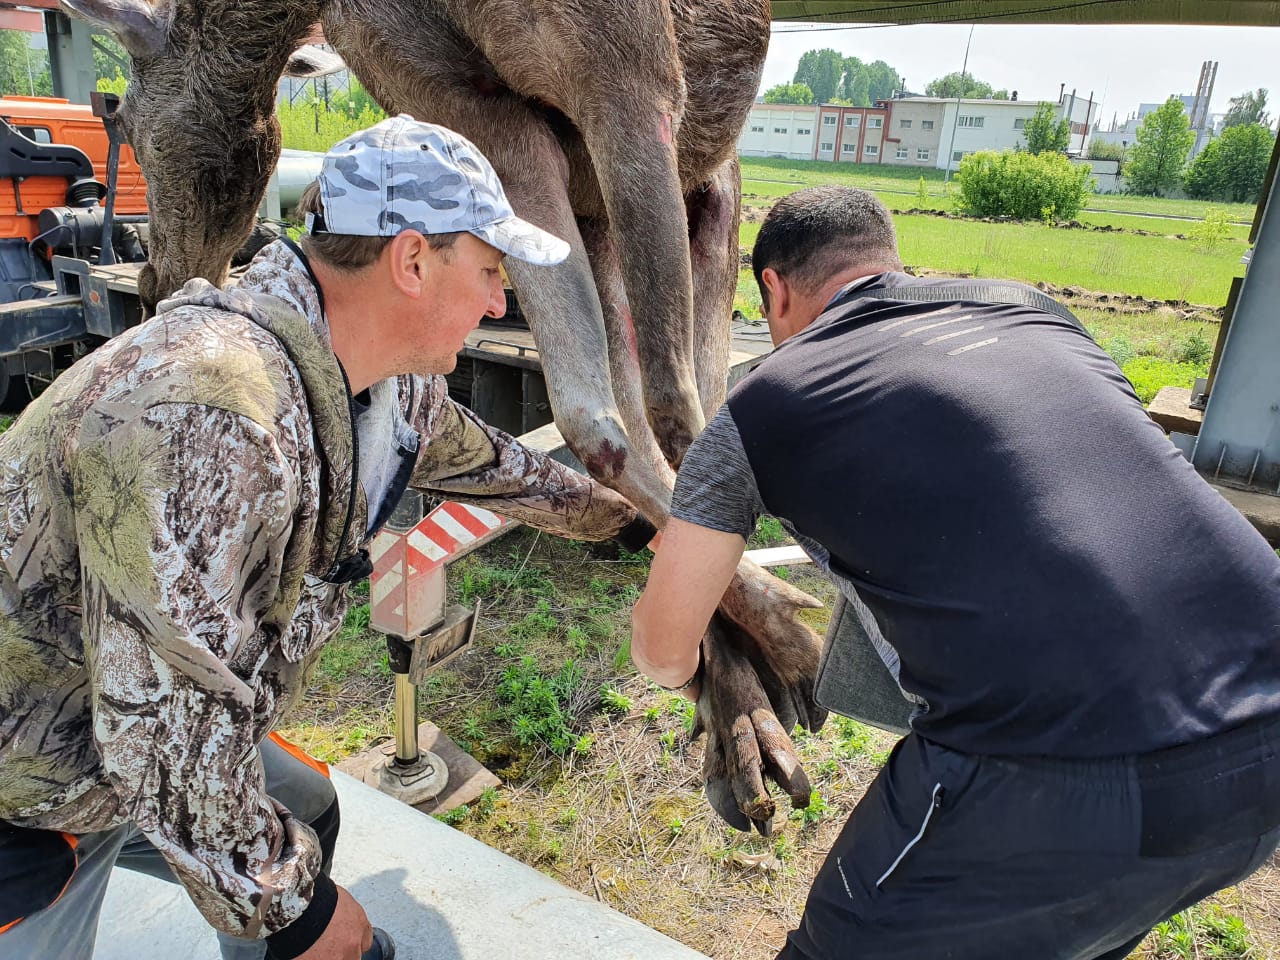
left=770, top=1, right=1280, bottom=26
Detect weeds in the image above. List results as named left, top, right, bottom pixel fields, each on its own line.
left=496, top=650, right=583, bottom=754
left=750, top=516, right=788, bottom=548
left=600, top=686, right=633, bottom=715
left=1174, top=328, right=1214, bottom=366
left=789, top=790, right=830, bottom=828
left=1122, top=357, right=1206, bottom=404
left=1150, top=904, right=1257, bottom=959
left=1189, top=208, right=1233, bottom=252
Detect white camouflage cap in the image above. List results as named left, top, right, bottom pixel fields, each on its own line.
left=307, top=114, right=570, bottom=266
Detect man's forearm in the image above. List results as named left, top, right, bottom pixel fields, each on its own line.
left=413, top=393, right=652, bottom=544
left=631, top=519, right=745, bottom=692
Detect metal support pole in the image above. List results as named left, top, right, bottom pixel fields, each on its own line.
left=1192, top=138, right=1280, bottom=490
left=393, top=673, right=419, bottom=765
left=44, top=11, right=96, bottom=104
left=92, top=92, right=125, bottom=266
left=942, top=24, right=975, bottom=190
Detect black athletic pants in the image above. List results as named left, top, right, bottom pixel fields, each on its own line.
left=778, top=713, right=1280, bottom=960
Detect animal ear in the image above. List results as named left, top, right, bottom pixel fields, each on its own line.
left=285, top=44, right=346, bottom=79
left=59, top=0, right=168, bottom=58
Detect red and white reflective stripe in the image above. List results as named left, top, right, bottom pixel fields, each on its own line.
left=368, top=529, right=406, bottom=620
left=409, top=502, right=509, bottom=571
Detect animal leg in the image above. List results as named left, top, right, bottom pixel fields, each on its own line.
left=686, top=157, right=742, bottom=420
left=686, top=158, right=830, bottom=736
left=578, top=216, right=675, bottom=493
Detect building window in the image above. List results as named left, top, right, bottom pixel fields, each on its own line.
left=1013, top=118, right=1027, bottom=129
left=952, top=150, right=966, bottom=161
left=823, top=115, right=837, bottom=126
left=750, top=125, right=765, bottom=133
left=899, top=119, right=912, bottom=128
left=958, top=116, right=985, bottom=128
left=841, top=143, right=857, bottom=153
left=797, top=127, right=811, bottom=135
left=845, top=115, right=861, bottom=127
left=896, top=146, right=908, bottom=159
left=921, top=120, right=934, bottom=130
left=918, top=148, right=931, bottom=161
left=868, top=117, right=883, bottom=128
left=865, top=144, right=879, bottom=156
left=774, top=127, right=788, bottom=134
left=820, top=141, right=834, bottom=151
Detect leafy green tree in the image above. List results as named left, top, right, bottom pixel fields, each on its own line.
left=839, top=56, right=864, bottom=103
left=794, top=48, right=843, bottom=104
left=1022, top=102, right=1070, bottom=154
left=763, top=82, right=814, bottom=105
left=1222, top=88, right=1270, bottom=130
left=92, top=34, right=129, bottom=83
left=1125, top=97, right=1195, bottom=196
left=843, top=67, right=870, bottom=106
left=1183, top=123, right=1275, bottom=203
left=96, top=71, right=129, bottom=96
left=925, top=71, right=994, bottom=99
left=864, top=60, right=901, bottom=102
left=0, top=30, right=52, bottom=97
left=993, top=89, right=1011, bottom=100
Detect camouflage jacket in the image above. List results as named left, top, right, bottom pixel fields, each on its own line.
left=0, top=240, right=639, bottom=939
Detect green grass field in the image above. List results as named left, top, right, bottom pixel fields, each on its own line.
left=738, top=215, right=1246, bottom=307
left=739, top=157, right=1258, bottom=225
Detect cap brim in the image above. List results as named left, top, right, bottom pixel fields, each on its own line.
left=472, top=216, right=570, bottom=266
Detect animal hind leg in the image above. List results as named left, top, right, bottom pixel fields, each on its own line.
left=687, top=158, right=830, bottom=736
left=686, top=157, right=742, bottom=420
left=578, top=216, right=676, bottom=499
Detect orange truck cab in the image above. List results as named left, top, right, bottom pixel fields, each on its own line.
left=0, top=95, right=147, bottom=244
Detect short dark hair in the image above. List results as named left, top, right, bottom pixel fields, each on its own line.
left=293, top=181, right=460, bottom=271
left=753, top=186, right=902, bottom=311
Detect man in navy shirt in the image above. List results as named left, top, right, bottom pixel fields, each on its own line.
left=632, top=186, right=1280, bottom=959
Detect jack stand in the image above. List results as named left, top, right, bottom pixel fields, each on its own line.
left=359, top=490, right=483, bottom=806
left=365, top=638, right=451, bottom=805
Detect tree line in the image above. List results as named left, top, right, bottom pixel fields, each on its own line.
left=763, top=48, right=902, bottom=106
left=1120, top=90, right=1273, bottom=203
left=763, top=47, right=1015, bottom=106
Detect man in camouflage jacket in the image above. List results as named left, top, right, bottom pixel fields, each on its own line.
left=0, top=118, right=652, bottom=959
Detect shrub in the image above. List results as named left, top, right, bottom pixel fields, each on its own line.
left=277, top=85, right=387, bottom=153
left=1087, top=141, right=1127, bottom=163
left=1188, top=208, right=1232, bottom=252
left=957, top=150, right=1092, bottom=221
left=1174, top=328, right=1214, bottom=366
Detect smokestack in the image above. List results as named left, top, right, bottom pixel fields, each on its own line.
left=1058, top=82, right=1065, bottom=104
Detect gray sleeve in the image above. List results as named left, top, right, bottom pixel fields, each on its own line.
left=671, top=405, right=764, bottom=540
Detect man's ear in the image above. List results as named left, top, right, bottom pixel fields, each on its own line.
left=387, top=231, right=428, bottom=298
left=761, top=267, right=789, bottom=319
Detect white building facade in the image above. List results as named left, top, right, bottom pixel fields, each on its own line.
left=738, top=92, right=1096, bottom=171
left=737, top=104, right=820, bottom=160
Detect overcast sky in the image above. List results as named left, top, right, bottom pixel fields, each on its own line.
left=763, top=23, right=1279, bottom=126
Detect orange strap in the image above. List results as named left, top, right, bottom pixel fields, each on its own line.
left=0, top=833, right=79, bottom=936
left=268, top=732, right=330, bottom=779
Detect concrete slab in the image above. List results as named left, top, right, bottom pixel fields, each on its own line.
left=96, top=769, right=706, bottom=960
left=1147, top=386, right=1204, bottom=436
left=1209, top=480, right=1280, bottom=547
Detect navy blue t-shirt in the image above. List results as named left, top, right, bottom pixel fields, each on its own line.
left=673, top=273, right=1280, bottom=758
